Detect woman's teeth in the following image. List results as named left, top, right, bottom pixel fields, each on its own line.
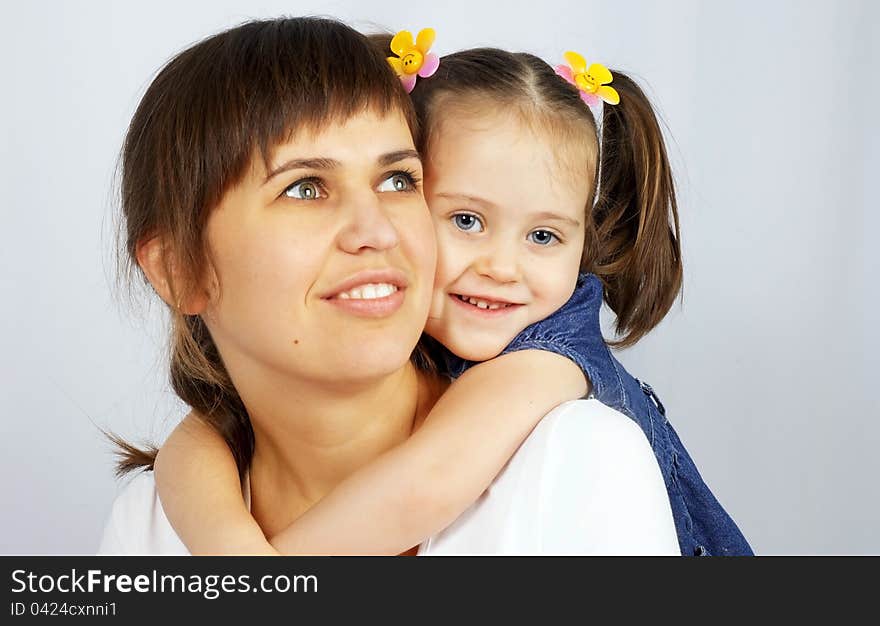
left=337, top=283, right=398, bottom=300
left=456, top=294, right=512, bottom=310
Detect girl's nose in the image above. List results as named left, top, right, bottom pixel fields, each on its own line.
left=337, top=193, right=400, bottom=254
left=473, top=239, right=521, bottom=284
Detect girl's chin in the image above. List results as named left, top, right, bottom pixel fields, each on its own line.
left=439, top=336, right=512, bottom=364
left=423, top=321, right=517, bottom=363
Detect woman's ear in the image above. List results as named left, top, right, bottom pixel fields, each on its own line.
left=135, top=235, right=209, bottom=315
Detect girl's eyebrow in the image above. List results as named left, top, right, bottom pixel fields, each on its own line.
left=264, top=149, right=421, bottom=184
left=528, top=211, right=581, bottom=228
left=435, top=192, right=498, bottom=208
left=436, top=193, right=581, bottom=227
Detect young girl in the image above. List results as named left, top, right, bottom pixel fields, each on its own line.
left=151, top=32, right=752, bottom=556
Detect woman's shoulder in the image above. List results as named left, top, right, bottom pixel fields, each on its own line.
left=528, top=399, right=679, bottom=555
left=498, top=398, right=657, bottom=506
left=526, top=398, right=649, bottom=458
left=528, top=399, right=667, bottom=501
left=420, top=398, right=677, bottom=555
left=96, top=471, right=190, bottom=555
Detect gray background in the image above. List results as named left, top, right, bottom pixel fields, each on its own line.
left=2, top=0, right=876, bottom=555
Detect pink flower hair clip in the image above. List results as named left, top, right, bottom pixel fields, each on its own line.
left=386, top=28, right=440, bottom=93
left=554, top=50, right=620, bottom=107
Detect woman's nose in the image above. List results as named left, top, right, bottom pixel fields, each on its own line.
left=473, top=239, right=521, bottom=284
left=336, top=194, right=400, bottom=254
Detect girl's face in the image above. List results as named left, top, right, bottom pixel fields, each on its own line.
left=201, top=109, right=437, bottom=386
left=424, top=109, right=589, bottom=362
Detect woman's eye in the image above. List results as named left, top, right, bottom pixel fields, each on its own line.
left=283, top=179, right=324, bottom=200
left=528, top=229, right=559, bottom=245
left=452, top=213, right=484, bottom=233
left=377, top=172, right=418, bottom=192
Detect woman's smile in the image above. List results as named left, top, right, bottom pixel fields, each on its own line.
left=320, top=267, right=409, bottom=318
left=325, top=287, right=405, bottom=317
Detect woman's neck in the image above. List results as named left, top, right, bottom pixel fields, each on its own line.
left=245, top=362, right=448, bottom=539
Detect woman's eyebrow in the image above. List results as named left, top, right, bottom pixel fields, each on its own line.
left=264, top=157, right=340, bottom=183
left=378, top=149, right=421, bottom=167
left=264, top=150, right=420, bottom=184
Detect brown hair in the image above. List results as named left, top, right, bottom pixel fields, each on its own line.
left=111, top=17, right=421, bottom=478
left=373, top=38, right=682, bottom=348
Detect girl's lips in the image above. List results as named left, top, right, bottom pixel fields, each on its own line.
left=449, top=293, right=523, bottom=317
left=325, top=288, right=405, bottom=318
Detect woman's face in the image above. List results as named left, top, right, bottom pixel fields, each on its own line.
left=201, top=108, right=436, bottom=386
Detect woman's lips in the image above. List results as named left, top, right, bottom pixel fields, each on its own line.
left=449, top=293, right=523, bottom=317
left=320, top=268, right=409, bottom=318
left=324, top=287, right=405, bottom=318
left=320, top=268, right=408, bottom=299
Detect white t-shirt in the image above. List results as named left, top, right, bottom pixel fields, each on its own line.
left=97, top=399, right=680, bottom=556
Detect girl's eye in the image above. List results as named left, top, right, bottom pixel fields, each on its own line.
left=377, top=171, right=419, bottom=193
left=452, top=213, right=484, bottom=233
left=528, top=229, right=559, bottom=246
left=283, top=179, right=324, bottom=200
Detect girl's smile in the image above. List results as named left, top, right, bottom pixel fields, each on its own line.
left=449, top=291, right=525, bottom=316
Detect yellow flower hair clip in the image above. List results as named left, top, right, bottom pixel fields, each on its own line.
left=554, top=51, right=620, bottom=107
left=386, top=28, right=440, bottom=93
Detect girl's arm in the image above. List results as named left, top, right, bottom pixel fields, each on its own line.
left=155, top=350, right=586, bottom=555
left=153, top=415, right=280, bottom=555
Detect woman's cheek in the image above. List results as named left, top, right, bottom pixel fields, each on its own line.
left=432, top=227, right=465, bottom=287
left=416, top=210, right=439, bottom=278
left=390, top=203, right=434, bottom=309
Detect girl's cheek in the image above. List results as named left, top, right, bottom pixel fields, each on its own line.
left=528, top=252, right=581, bottom=310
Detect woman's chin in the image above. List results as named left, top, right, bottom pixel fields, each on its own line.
left=331, top=343, right=419, bottom=380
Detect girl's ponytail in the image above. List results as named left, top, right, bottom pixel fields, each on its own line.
left=592, top=71, right=682, bottom=348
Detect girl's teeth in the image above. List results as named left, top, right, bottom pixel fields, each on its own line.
left=337, top=283, right=397, bottom=300
left=457, top=295, right=510, bottom=310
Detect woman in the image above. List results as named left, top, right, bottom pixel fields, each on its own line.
left=98, top=16, right=678, bottom=556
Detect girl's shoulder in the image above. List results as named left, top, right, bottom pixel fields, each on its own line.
left=96, top=471, right=190, bottom=555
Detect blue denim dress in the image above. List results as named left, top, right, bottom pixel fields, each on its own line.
left=443, top=273, right=754, bottom=556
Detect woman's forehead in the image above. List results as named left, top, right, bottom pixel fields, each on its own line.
left=254, top=108, right=419, bottom=177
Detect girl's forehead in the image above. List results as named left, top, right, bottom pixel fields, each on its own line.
left=432, top=106, right=592, bottom=162
left=427, top=108, right=593, bottom=203
left=427, top=152, right=588, bottom=229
